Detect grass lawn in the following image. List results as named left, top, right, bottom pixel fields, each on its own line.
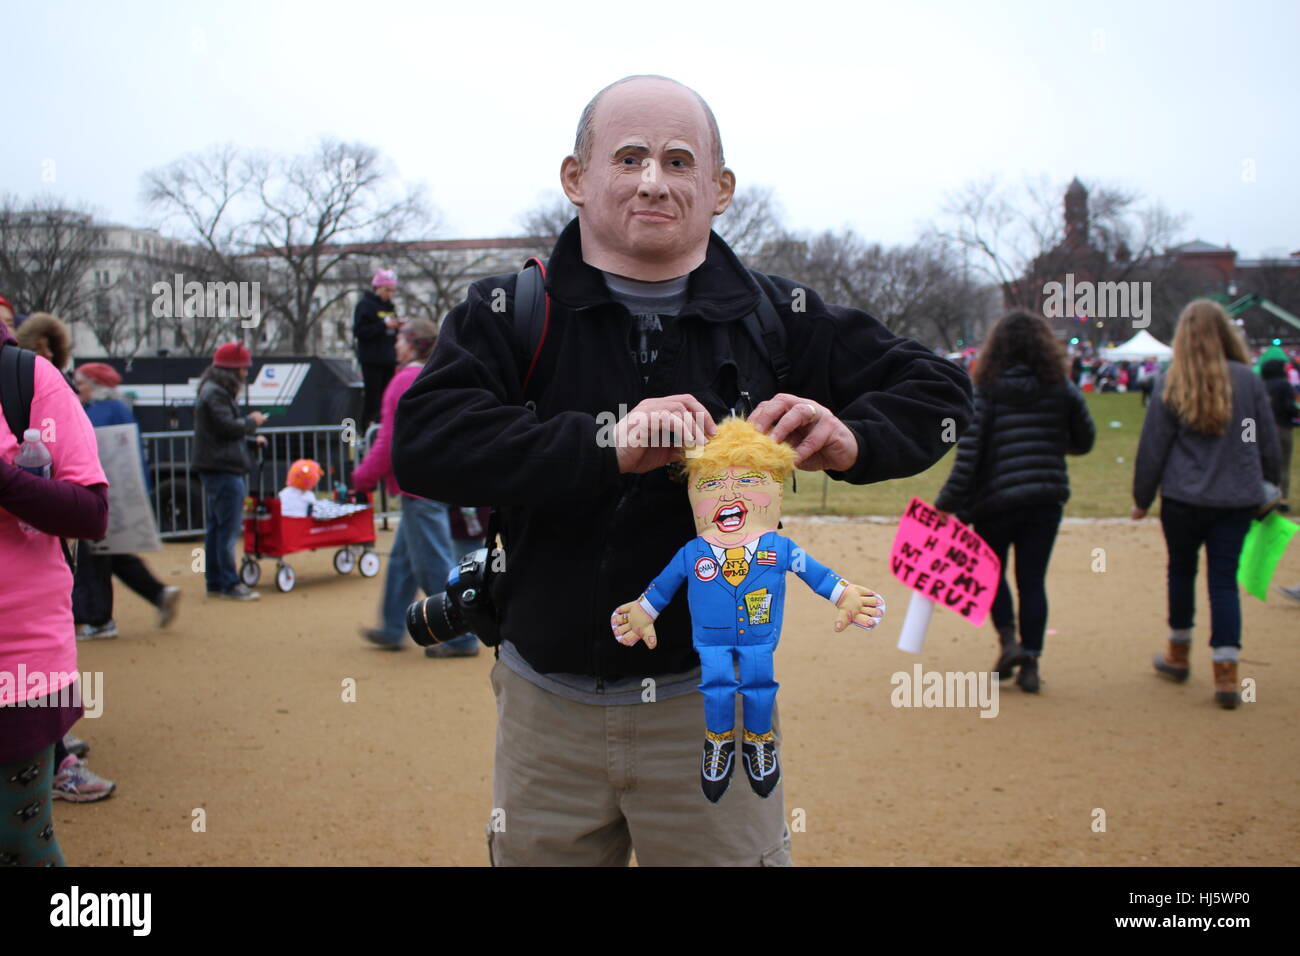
left=782, top=391, right=1297, bottom=519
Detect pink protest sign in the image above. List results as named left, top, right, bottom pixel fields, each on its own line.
left=889, top=497, right=1001, bottom=626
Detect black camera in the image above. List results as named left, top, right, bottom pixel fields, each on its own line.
left=406, top=547, right=501, bottom=647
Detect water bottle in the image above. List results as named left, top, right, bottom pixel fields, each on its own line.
left=15, top=429, right=51, bottom=478
left=14, top=429, right=52, bottom=534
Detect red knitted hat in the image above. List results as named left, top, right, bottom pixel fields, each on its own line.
left=76, top=362, right=122, bottom=388
left=213, top=341, right=252, bottom=368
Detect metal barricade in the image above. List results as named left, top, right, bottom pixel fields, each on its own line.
left=142, top=425, right=398, bottom=539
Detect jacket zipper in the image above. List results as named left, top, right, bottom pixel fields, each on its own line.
left=589, top=306, right=644, bottom=687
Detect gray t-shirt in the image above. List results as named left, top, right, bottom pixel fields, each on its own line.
left=496, top=270, right=698, bottom=705
left=603, top=271, right=689, bottom=387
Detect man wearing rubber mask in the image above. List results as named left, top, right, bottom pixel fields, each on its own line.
left=394, top=74, right=972, bottom=866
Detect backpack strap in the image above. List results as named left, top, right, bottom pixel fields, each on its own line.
left=0, top=341, right=36, bottom=440
left=739, top=279, right=790, bottom=392
left=514, top=257, right=551, bottom=398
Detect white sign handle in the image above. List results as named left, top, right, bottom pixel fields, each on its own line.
left=896, top=593, right=934, bottom=654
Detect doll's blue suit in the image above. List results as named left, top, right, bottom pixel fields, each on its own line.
left=637, top=531, right=847, bottom=735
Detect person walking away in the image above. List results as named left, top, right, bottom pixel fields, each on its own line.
left=193, top=342, right=266, bottom=600
left=70, top=363, right=180, bottom=639
left=353, top=268, right=400, bottom=432
left=1261, top=358, right=1296, bottom=513
left=936, top=309, right=1095, bottom=692
left=1133, top=300, right=1281, bottom=709
left=351, top=319, right=473, bottom=655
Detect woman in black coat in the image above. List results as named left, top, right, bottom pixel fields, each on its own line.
left=936, top=310, right=1096, bottom=692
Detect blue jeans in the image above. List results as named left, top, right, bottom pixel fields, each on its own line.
left=201, top=472, right=246, bottom=593
left=379, top=496, right=477, bottom=650
left=1160, top=497, right=1255, bottom=648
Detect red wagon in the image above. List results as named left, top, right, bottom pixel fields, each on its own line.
left=240, top=496, right=381, bottom=592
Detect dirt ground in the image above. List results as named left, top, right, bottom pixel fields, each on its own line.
left=57, top=516, right=1300, bottom=866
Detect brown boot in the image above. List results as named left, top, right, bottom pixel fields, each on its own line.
left=1212, top=660, right=1239, bottom=710
left=1153, top=640, right=1190, bottom=682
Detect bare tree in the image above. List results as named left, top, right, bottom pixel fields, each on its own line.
left=141, top=144, right=274, bottom=355
left=759, top=227, right=995, bottom=349
left=714, top=185, right=786, bottom=262
left=515, top=191, right=574, bottom=256
left=0, top=195, right=105, bottom=321
left=248, top=139, right=430, bottom=353
left=145, top=139, right=431, bottom=355
left=937, top=174, right=1188, bottom=343
left=394, top=245, right=503, bottom=327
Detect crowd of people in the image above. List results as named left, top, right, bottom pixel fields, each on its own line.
left=1, top=74, right=1298, bottom=867
left=936, top=300, right=1295, bottom=709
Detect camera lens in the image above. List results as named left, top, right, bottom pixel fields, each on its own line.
left=406, top=592, right=461, bottom=646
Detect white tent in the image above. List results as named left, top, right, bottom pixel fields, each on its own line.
left=1102, top=329, right=1173, bottom=362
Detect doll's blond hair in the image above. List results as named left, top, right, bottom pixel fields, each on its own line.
left=685, top=417, right=797, bottom=482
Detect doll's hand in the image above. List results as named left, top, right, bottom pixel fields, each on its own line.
left=611, top=600, right=658, bottom=649
left=834, top=584, right=886, bottom=632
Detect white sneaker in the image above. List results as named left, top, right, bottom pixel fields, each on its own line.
left=220, top=584, right=260, bottom=601
left=157, top=586, right=182, bottom=627
left=52, top=756, right=116, bottom=803
left=76, top=621, right=119, bottom=641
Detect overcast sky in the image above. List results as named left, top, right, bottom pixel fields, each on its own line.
left=4, top=0, right=1297, bottom=257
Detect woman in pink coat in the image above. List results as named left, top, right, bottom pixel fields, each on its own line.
left=351, top=320, right=477, bottom=656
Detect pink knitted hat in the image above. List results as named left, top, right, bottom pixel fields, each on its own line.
left=372, top=268, right=397, bottom=289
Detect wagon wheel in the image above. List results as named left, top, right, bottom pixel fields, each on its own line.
left=358, top=551, right=381, bottom=578
left=334, top=548, right=356, bottom=574
left=276, top=563, right=296, bottom=592
left=240, top=557, right=261, bottom=587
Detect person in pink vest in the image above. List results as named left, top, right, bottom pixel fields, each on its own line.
left=350, top=319, right=476, bottom=656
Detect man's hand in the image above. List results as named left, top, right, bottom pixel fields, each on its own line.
left=253, top=434, right=268, bottom=447
left=249, top=410, right=268, bottom=427
left=613, top=395, right=716, bottom=474
left=611, top=600, right=657, bottom=649
left=833, top=583, right=886, bottom=632
left=1131, top=506, right=1147, bottom=520
left=385, top=316, right=402, bottom=330
left=748, top=394, right=858, bottom=472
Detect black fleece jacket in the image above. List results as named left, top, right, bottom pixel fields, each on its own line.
left=935, top=365, right=1095, bottom=521
left=392, top=219, right=973, bottom=679
left=352, top=290, right=397, bottom=366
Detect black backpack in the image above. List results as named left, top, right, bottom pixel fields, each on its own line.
left=511, top=257, right=791, bottom=415
left=1, top=340, right=80, bottom=569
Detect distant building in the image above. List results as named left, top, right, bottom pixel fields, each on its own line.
left=1007, top=180, right=1299, bottom=346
